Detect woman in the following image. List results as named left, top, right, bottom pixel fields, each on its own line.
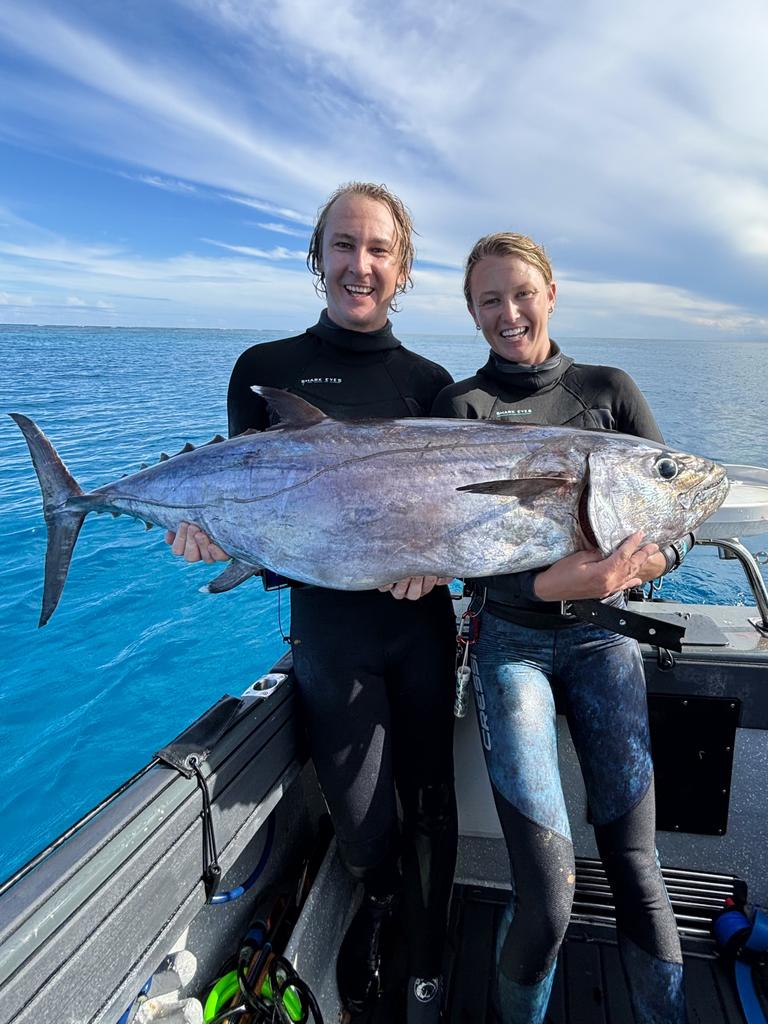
left=432, top=233, right=691, bottom=1023
left=169, top=183, right=457, bottom=1024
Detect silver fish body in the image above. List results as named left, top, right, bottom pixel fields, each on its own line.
left=11, top=388, right=728, bottom=625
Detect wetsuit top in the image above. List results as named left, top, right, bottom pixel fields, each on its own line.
left=431, top=343, right=669, bottom=628
left=431, top=342, right=663, bottom=436
left=228, top=309, right=452, bottom=434
left=227, top=310, right=453, bottom=595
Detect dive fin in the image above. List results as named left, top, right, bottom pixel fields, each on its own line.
left=10, top=413, right=86, bottom=627
left=201, top=559, right=261, bottom=594
left=250, top=386, right=327, bottom=427
left=457, top=476, right=577, bottom=503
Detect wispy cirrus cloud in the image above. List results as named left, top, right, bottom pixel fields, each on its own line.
left=0, top=2, right=342, bottom=200
left=0, top=208, right=318, bottom=327
left=124, top=174, right=199, bottom=195
left=220, top=195, right=315, bottom=226
left=201, top=239, right=306, bottom=260
left=256, top=222, right=311, bottom=238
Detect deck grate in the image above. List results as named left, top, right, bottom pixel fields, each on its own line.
left=571, top=857, right=739, bottom=937
left=445, top=882, right=747, bottom=1023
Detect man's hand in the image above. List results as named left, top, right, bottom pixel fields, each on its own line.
left=164, top=521, right=230, bottom=564
left=378, top=576, right=454, bottom=601
left=532, top=531, right=659, bottom=602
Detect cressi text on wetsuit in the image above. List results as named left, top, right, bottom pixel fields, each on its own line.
left=432, top=344, right=687, bottom=1024
left=228, top=311, right=458, bottom=979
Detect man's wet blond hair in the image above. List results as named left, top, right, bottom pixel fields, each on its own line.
left=463, top=232, right=553, bottom=306
left=307, top=182, right=415, bottom=307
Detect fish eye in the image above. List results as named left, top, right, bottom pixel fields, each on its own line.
left=656, top=457, right=679, bottom=480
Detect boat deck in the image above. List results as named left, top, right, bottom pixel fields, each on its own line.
left=363, top=876, right=747, bottom=1023
left=444, top=885, right=746, bottom=1024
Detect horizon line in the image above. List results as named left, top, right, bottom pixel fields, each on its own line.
left=2, top=321, right=767, bottom=344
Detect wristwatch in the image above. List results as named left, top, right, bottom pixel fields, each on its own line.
left=665, top=537, right=691, bottom=573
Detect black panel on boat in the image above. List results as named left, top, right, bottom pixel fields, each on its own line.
left=648, top=693, right=739, bottom=836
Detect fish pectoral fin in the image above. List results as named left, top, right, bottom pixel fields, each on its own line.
left=250, top=385, right=327, bottom=427
left=201, top=559, right=262, bottom=594
left=457, top=476, right=577, bottom=502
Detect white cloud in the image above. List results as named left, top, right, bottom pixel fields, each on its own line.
left=558, top=274, right=768, bottom=335
left=221, top=195, right=315, bottom=226
left=0, top=203, right=765, bottom=335
left=0, top=290, right=33, bottom=306
left=0, top=3, right=338, bottom=198
left=201, top=239, right=306, bottom=260
left=129, top=174, right=199, bottom=194
left=1, top=1, right=767, bottom=333
left=410, top=265, right=768, bottom=338
left=65, top=295, right=116, bottom=311
left=0, top=214, right=320, bottom=327
left=686, top=175, right=768, bottom=259
left=255, top=222, right=311, bottom=238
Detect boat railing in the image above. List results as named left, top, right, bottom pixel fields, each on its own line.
left=698, top=537, right=768, bottom=635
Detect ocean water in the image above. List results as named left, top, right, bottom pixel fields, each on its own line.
left=1, top=324, right=767, bottom=879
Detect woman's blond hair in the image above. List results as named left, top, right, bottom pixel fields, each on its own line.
left=463, top=232, right=553, bottom=306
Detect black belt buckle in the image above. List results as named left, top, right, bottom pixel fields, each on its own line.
left=563, top=598, right=686, bottom=652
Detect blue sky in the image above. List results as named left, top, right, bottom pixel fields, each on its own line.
left=1, top=0, right=767, bottom=338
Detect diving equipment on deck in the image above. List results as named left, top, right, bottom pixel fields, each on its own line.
left=713, top=895, right=768, bottom=1024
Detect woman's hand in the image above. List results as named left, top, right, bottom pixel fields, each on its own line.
left=532, top=531, right=659, bottom=602
left=164, top=521, right=230, bottom=563
left=378, top=576, right=454, bottom=601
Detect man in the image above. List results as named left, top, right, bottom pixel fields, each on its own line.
left=168, top=182, right=458, bottom=1023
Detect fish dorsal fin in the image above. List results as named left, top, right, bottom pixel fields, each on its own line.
left=458, top=476, right=577, bottom=502
left=251, top=386, right=327, bottom=427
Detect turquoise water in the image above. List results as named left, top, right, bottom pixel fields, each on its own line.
left=1, top=324, right=767, bottom=878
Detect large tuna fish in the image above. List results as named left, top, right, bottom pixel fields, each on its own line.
left=11, top=387, right=728, bottom=626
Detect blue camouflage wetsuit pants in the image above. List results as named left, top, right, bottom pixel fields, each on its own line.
left=471, top=611, right=686, bottom=1024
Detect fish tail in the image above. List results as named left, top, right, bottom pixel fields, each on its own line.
left=10, top=413, right=87, bottom=627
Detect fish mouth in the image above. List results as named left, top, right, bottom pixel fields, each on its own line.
left=678, top=465, right=729, bottom=514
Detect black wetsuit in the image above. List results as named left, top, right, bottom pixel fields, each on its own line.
left=228, top=311, right=458, bottom=978
left=432, top=345, right=687, bottom=1023
left=432, top=344, right=675, bottom=627
left=431, top=343, right=661, bottom=435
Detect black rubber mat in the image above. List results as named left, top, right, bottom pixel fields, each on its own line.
left=444, top=885, right=748, bottom=1023
left=353, top=879, right=753, bottom=1022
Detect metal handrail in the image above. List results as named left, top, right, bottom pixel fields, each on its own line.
left=698, top=537, right=768, bottom=634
